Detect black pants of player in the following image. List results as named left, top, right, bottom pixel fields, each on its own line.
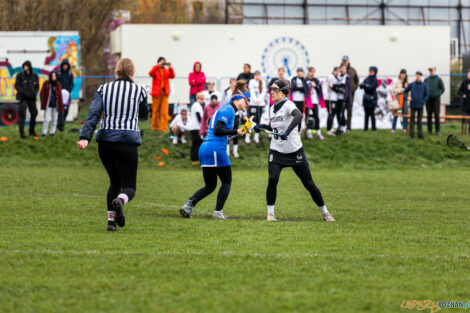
left=410, top=108, right=424, bottom=138
left=57, top=106, right=69, bottom=131
left=336, top=99, right=347, bottom=128
left=326, top=100, right=341, bottom=131
left=247, top=106, right=263, bottom=124
left=267, top=162, right=324, bottom=207
left=98, top=141, right=138, bottom=211
left=363, top=106, right=376, bottom=131
left=190, top=130, right=202, bottom=161
left=190, top=166, right=232, bottom=211
left=306, top=105, right=320, bottom=130
left=426, top=98, right=440, bottom=133
left=18, top=98, right=38, bottom=136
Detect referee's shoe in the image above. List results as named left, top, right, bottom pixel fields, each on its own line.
left=112, top=198, right=126, bottom=227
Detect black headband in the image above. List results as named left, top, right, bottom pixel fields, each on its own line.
left=273, top=80, right=290, bottom=95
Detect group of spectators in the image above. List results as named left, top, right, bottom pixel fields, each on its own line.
left=14, top=59, right=74, bottom=139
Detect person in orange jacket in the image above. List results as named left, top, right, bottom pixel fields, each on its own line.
left=149, top=56, right=175, bottom=131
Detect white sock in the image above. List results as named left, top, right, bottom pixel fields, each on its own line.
left=118, top=193, right=128, bottom=205
left=267, top=205, right=275, bottom=215
left=108, top=210, right=115, bottom=222
left=319, top=205, right=328, bottom=214
left=254, top=133, right=259, bottom=141
left=307, top=129, right=312, bottom=136
left=233, top=144, right=238, bottom=154
left=317, top=129, right=322, bottom=135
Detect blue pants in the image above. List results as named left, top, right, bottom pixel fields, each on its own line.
left=199, top=141, right=230, bottom=167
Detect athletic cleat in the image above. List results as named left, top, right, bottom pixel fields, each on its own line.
left=322, top=212, right=335, bottom=222
left=112, top=198, right=125, bottom=227
left=213, top=211, right=227, bottom=219
left=267, top=213, right=277, bottom=221
left=326, top=130, right=336, bottom=137
left=179, top=204, right=193, bottom=218
left=107, top=221, right=117, bottom=231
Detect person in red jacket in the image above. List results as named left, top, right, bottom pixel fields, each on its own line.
left=40, top=71, right=64, bottom=138
left=149, top=56, right=175, bottom=131
left=188, top=61, right=205, bottom=107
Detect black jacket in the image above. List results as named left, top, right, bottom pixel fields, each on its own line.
left=57, top=59, right=74, bottom=93
left=14, top=61, right=39, bottom=101
left=290, top=76, right=309, bottom=98
left=459, top=78, right=470, bottom=113
left=306, top=77, right=323, bottom=100
left=360, top=75, right=378, bottom=107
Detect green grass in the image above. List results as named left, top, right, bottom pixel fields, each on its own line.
left=1, top=115, right=470, bottom=312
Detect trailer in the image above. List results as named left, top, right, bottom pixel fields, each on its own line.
left=0, top=31, right=81, bottom=126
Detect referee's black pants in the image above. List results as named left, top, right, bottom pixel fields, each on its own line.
left=267, top=162, right=325, bottom=207
left=98, top=142, right=138, bottom=211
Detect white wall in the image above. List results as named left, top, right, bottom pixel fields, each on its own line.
left=112, top=24, right=450, bottom=104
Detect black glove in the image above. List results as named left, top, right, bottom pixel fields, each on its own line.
left=279, top=130, right=291, bottom=140
left=254, top=124, right=269, bottom=132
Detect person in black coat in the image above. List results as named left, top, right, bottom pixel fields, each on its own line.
left=290, top=67, right=309, bottom=116
left=236, top=63, right=254, bottom=84
left=14, top=60, right=39, bottom=138
left=459, top=69, right=470, bottom=132
left=359, top=66, right=378, bottom=131
left=57, top=59, right=75, bottom=131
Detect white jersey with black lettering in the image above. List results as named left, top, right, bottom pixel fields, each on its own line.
left=269, top=99, right=302, bottom=154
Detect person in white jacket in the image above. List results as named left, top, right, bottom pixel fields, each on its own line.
left=170, top=107, right=191, bottom=144
left=247, top=71, right=267, bottom=144
left=189, top=92, right=205, bottom=164
left=325, top=67, right=340, bottom=136
left=202, top=80, right=221, bottom=106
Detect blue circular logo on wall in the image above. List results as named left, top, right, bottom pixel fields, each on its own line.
left=261, top=37, right=310, bottom=78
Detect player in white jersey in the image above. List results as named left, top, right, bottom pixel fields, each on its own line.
left=254, top=79, right=335, bottom=222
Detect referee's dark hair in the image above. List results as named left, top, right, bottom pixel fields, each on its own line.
left=115, top=58, right=135, bottom=81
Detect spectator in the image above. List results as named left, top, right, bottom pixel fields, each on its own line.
left=340, top=56, right=359, bottom=130
left=200, top=94, right=220, bottom=137
left=57, top=59, right=74, bottom=131
left=325, top=67, right=340, bottom=136
left=40, top=71, right=64, bottom=138
left=189, top=92, right=205, bottom=164
left=149, top=56, right=175, bottom=131
left=222, top=78, right=236, bottom=105
left=377, top=79, right=392, bottom=119
left=188, top=61, right=206, bottom=107
left=391, top=69, right=409, bottom=133
left=305, top=67, right=324, bottom=140
left=290, top=67, right=308, bottom=133
left=458, top=70, right=470, bottom=130
left=336, top=64, right=353, bottom=135
left=14, top=60, right=39, bottom=138
left=202, top=80, right=221, bottom=106
left=405, top=71, right=429, bottom=139
left=268, top=67, right=286, bottom=105
left=247, top=70, right=266, bottom=144
left=424, top=66, right=445, bottom=136
left=236, top=63, right=254, bottom=84
left=359, top=66, right=379, bottom=131
left=170, top=107, right=191, bottom=144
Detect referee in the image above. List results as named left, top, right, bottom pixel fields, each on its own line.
left=78, top=58, right=148, bottom=231
left=254, top=79, right=335, bottom=222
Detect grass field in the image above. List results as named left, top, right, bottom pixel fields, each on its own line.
left=1, top=117, right=470, bottom=312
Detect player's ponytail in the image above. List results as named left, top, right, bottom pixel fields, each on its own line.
left=232, top=80, right=248, bottom=95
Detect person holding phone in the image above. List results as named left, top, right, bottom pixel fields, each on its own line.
left=149, top=56, right=175, bottom=131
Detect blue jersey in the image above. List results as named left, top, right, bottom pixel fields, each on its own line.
left=199, top=104, right=235, bottom=167
left=204, top=104, right=235, bottom=143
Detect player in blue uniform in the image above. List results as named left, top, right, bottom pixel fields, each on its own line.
left=180, top=80, right=249, bottom=219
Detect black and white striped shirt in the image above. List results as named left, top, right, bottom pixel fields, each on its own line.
left=98, top=79, right=147, bottom=131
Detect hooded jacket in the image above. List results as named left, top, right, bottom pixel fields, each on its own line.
left=404, top=80, right=429, bottom=110
left=40, top=72, right=64, bottom=112
left=188, top=62, right=206, bottom=95
left=424, top=75, right=445, bottom=100
left=359, top=67, right=378, bottom=107
left=14, top=61, right=39, bottom=101
left=57, top=59, right=74, bottom=93
left=459, top=78, right=470, bottom=113
left=149, top=64, right=175, bottom=98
